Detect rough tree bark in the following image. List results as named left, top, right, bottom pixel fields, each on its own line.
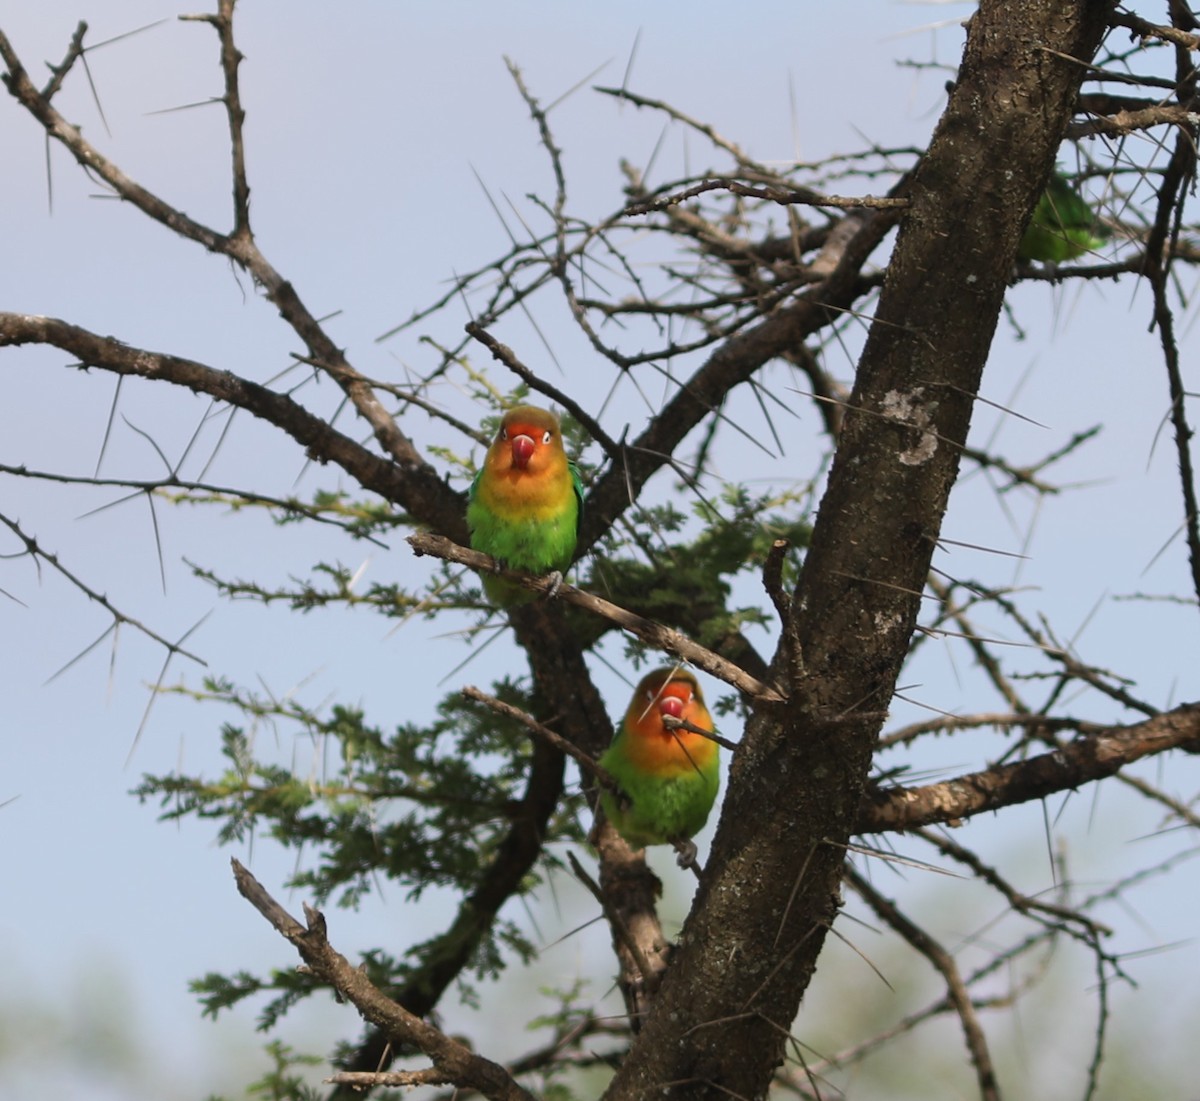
left=605, top=2, right=1116, bottom=1097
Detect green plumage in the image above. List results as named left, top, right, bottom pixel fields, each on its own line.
left=466, top=406, right=583, bottom=606
left=466, top=470, right=582, bottom=605
left=597, top=669, right=720, bottom=855
left=599, top=745, right=719, bottom=848
left=1018, top=173, right=1107, bottom=264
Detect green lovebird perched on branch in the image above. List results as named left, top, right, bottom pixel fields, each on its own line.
left=1018, top=171, right=1108, bottom=264
left=467, top=405, right=583, bottom=606
left=599, top=667, right=720, bottom=869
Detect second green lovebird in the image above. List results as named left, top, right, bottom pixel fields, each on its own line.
left=1018, top=171, right=1108, bottom=264
left=467, top=405, right=583, bottom=606
left=599, top=668, right=720, bottom=870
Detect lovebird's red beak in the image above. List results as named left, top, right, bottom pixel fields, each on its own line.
left=511, top=433, right=535, bottom=470
left=659, top=696, right=684, bottom=720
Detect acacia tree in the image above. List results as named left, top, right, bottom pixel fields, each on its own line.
left=3, top=1, right=1200, bottom=1098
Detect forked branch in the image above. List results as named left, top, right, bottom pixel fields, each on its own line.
left=231, top=860, right=536, bottom=1101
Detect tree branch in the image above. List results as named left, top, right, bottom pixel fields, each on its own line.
left=605, top=4, right=1119, bottom=1096
left=578, top=198, right=903, bottom=553
left=1065, top=102, right=1199, bottom=139
left=464, top=323, right=619, bottom=456
left=0, top=510, right=204, bottom=667
left=330, top=680, right=567, bottom=1096
left=407, top=531, right=783, bottom=703
left=846, top=867, right=999, bottom=1101
left=1, top=19, right=425, bottom=469
left=861, top=702, right=1200, bottom=832
left=0, top=313, right=465, bottom=539
left=462, top=685, right=618, bottom=791
left=230, top=859, right=536, bottom=1101
left=622, top=176, right=910, bottom=217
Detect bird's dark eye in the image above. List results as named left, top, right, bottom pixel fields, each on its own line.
left=500, top=428, right=508, bottom=440
left=542, top=430, right=552, bottom=445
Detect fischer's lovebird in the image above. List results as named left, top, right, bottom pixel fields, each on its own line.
left=599, top=667, right=720, bottom=869
left=1018, top=172, right=1108, bottom=264
left=467, top=405, right=583, bottom=606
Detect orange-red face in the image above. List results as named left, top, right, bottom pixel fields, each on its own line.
left=619, top=668, right=718, bottom=778
left=488, top=405, right=565, bottom=477
left=627, top=669, right=711, bottom=737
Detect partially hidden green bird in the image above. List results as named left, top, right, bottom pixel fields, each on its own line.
left=599, top=667, right=720, bottom=869
left=467, top=405, right=583, bottom=606
left=1018, top=171, right=1108, bottom=264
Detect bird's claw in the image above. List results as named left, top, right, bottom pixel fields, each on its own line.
left=543, top=570, right=564, bottom=598
left=672, top=838, right=699, bottom=870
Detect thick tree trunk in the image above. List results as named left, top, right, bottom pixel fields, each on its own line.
left=604, top=2, right=1115, bottom=1097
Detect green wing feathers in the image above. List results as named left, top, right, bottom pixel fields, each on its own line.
left=1019, top=173, right=1108, bottom=263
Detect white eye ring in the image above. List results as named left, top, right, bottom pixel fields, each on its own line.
left=500, top=428, right=508, bottom=440
left=542, top=429, right=552, bottom=444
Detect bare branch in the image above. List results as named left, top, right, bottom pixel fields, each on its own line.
left=0, top=22, right=423, bottom=469
left=1109, top=9, right=1200, bottom=50
left=567, top=850, right=659, bottom=992
left=0, top=28, right=227, bottom=248
left=1142, top=132, right=1200, bottom=609
left=462, top=685, right=619, bottom=792
left=594, top=85, right=768, bottom=171
left=0, top=462, right=391, bottom=546
left=230, top=859, right=536, bottom=1101
left=407, top=531, right=785, bottom=703
left=0, top=312, right=464, bottom=539
left=847, top=867, right=999, bottom=1101
left=327, top=1070, right=454, bottom=1089
left=579, top=202, right=902, bottom=550
left=1066, top=103, right=1200, bottom=139
left=187, top=0, right=251, bottom=233
left=0, top=510, right=204, bottom=667
left=622, top=176, right=910, bottom=217
left=861, top=703, right=1200, bottom=832
left=464, top=322, right=619, bottom=456
left=39, top=20, right=88, bottom=100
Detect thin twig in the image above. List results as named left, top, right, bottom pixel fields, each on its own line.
left=847, top=867, right=1000, bottom=1101
left=462, top=685, right=619, bottom=791
left=465, top=323, right=619, bottom=456
left=408, top=531, right=785, bottom=704
left=623, top=176, right=910, bottom=218
left=567, top=851, right=658, bottom=988
left=0, top=510, right=204, bottom=667
left=40, top=20, right=88, bottom=100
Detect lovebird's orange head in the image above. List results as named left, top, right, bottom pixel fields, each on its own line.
left=484, top=405, right=568, bottom=482
left=625, top=668, right=714, bottom=746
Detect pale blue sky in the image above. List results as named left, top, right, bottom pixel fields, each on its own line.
left=2, top=3, right=1198, bottom=1098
